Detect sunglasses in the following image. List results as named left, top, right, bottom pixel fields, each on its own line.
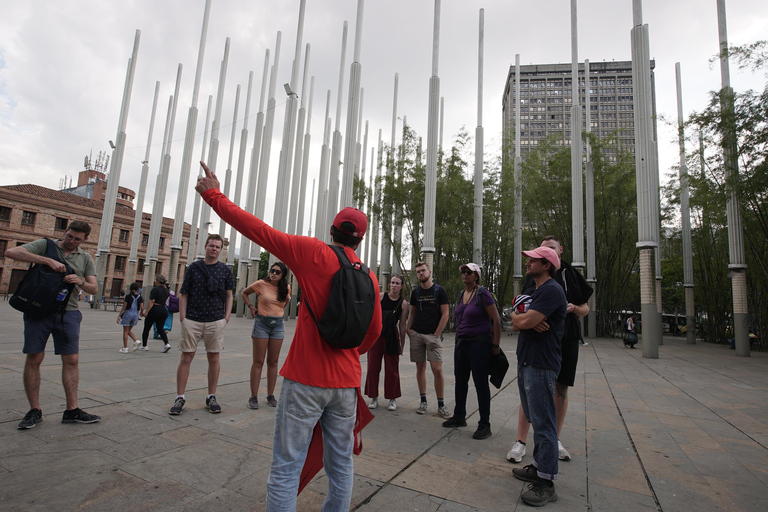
left=461, top=270, right=474, bottom=275
left=270, top=268, right=282, bottom=275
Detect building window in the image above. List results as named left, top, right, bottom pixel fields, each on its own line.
left=0, top=239, right=6, bottom=257
left=159, top=237, right=165, bottom=250
left=55, top=217, right=68, bottom=231
left=141, top=234, right=149, bottom=246
left=155, top=261, right=163, bottom=275
left=119, top=229, right=129, bottom=242
left=21, top=211, right=36, bottom=226
left=0, top=207, right=10, bottom=221
left=114, top=256, right=126, bottom=271
left=138, top=258, right=145, bottom=270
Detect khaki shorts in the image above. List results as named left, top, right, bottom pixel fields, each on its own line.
left=409, top=332, right=442, bottom=363
left=180, top=318, right=227, bottom=353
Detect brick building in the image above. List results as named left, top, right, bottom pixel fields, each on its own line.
left=0, top=176, right=198, bottom=298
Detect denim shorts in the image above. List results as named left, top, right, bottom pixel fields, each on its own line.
left=23, top=310, right=83, bottom=355
left=252, top=314, right=285, bottom=340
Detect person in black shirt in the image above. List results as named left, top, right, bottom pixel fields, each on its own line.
left=405, top=262, right=451, bottom=418
left=140, top=275, right=170, bottom=352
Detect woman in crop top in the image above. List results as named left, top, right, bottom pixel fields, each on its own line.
left=365, top=274, right=408, bottom=411
left=241, top=262, right=291, bottom=409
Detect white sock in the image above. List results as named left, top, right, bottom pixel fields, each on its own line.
left=177, top=395, right=185, bottom=400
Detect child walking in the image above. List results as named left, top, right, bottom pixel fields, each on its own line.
left=117, top=282, right=144, bottom=353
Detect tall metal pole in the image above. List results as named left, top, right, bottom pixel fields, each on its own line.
left=327, top=21, right=349, bottom=234
left=717, top=0, right=748, bottom=355
left=393, top=116, right=406, bottom=275
left=632, top=0, right=661, bottom=357
left=288, top=44, right=311, bottom=236
left=365, top=144, right=375, bottom=269
left=168, top=0, right=210, bottom=291
left=296, top=75, right=315, bottom=238
left=228, top=71, right=254, bottom=269
left=187, top=96, right=213, bottom=265
left=315, top=89, right=333, bottom=241
left=675, top=62, right=696, bottom=345
left=218, top=83, right=241, bottom=252
left=472, top=8, right=484, bottom=265
left=248, top=32, right=282, bottom=286
left=423, top=0, right=441, bottom=271
left=273, top=0, right=306, bottom=243
left=96, top=30, right=140, bottom=301
left=197, top=38, right=231, bottom=256
left=513, top=54, right=523, bottom=296
left=126, top=81, right=160, bottom=288
left=237, top=53, right=269, bottom=317
left=340, top=0, right=365, bottom=208
left=380, top=73, right=397, bottom=285
left=570, top=0, right=585, bottom=271
left=585, top=59, right=597, bottom=339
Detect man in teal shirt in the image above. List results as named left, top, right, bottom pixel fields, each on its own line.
left=6, top=221, right=100, bottom=429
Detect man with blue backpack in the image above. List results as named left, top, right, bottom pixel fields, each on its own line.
left=6, top=221, right=100, bottom=429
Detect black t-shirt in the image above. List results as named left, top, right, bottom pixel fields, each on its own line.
left=517, top=278, right=568, bottom=373
left=409, top=283, right=449, bottom=334
left=522, top=260, right=593, bottom=341
left=149, top=285, right=170, bottom=310
left=180, top=261, right=235, bottom=322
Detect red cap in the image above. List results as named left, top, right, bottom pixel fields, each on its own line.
left=333, top=207, right=367, bottom=238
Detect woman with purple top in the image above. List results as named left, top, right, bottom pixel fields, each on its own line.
left=442, top=263, right=502, bottom=440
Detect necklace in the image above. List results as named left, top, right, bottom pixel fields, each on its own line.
left=463, top=286, right=478, bottom=305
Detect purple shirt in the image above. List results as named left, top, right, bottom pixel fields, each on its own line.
left=454, top=287, right=495, bottom=339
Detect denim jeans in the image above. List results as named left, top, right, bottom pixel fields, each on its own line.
left=517, top=365, right=559, bottom=479
left=266, top=379, right=357, bottom=512
left=453, top=337, right=492, bottom=426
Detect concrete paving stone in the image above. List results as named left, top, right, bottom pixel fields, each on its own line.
left=68, top=473, right=207, bottom=512
left=355, top=484, right=445, bottom=511
left=397, top=453, right=474, bottom=498
left=0, top=432, right=118, bottom=471
left=167, top=444, right=269, bottom=494
left=444, top=457, right=531, bottom=512
left=354, top=446, right=418, bottom=483
left=178, top=487, right=263, bottom=512
left=588, top=482, right=657, bottom=511
left=303, top=473, right=384, bottom=510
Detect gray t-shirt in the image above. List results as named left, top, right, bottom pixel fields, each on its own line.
left=21, top=238, right=96, bottom=311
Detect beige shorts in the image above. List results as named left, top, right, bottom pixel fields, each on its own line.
left=409, top=332, right=443, bottom=363
left=180, top=318, right=227, bottom=353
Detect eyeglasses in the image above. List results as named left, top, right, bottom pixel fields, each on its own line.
left=270, top=269, right=282, bottom=275
left=461, top=270, right=474, bottom=275
left=64, top=233, right=85, bottom=243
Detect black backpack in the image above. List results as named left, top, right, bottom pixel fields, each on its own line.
left=305, top=245, right=376, bottom=349
left=10, top=239, right=75, bottom=318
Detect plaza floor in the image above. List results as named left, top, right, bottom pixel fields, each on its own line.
left=0, top=301, right=766, bottom=511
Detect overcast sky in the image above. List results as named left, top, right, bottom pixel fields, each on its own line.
left=1, top=0, right=766, bottom=235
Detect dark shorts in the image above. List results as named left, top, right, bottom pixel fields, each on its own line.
left=23, top=310, right=83, bottom=356
left=556, top=335, right=580, bottom=387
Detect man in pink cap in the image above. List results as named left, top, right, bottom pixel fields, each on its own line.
left=195, top=161, right=382, bottom=512
left=509, top=246, right=567, bottom=507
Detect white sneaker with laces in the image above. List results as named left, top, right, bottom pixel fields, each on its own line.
left=506, top=440, right=526, bottom=463
left=558, top=440, right=571, bottom=461
left=387, top=399, right=397, bottom=411
left=416, top=402, right=428, bottom=415
left=368, top=398, right=378, bottom=409
left=138, top=346, right=149, bottom=351
left=438, top=405, right=452, bottom=419
left=161, top=344, right=171, bottom=353
left=132, top=340, right=141, bottom=352
left=119, top=347, right=129, bottom=354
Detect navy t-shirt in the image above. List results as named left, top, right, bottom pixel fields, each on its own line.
left=516, top=278, right=568, bottom=373
left=409, top=284, right=449, bottom=334
left=180, top=261, right=234, bottom=322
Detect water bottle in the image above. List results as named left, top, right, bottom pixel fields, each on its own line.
left=56, top=286, right=69, bottom=301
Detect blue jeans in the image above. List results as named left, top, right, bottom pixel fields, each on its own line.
left=267, top=379, right=357, bottom=512
left=517, top=365, right=558, bottom=480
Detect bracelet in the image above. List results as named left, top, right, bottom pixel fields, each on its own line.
left=247, top=304, right=254, bottom=308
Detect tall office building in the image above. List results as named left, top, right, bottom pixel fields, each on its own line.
left=502, top=60, right=656, bottom=162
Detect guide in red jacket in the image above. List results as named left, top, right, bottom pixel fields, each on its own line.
left=195, top=161, right=382, bottom=511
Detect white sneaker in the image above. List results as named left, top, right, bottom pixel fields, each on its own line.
left=138, top=346, right=149, bottom=351
left=161, top=344, right=171, bottom=353
left=118, top=347, right=129, bottom=354
left=558, top=440, right=571, bottom=461
left=416, top=402, right=428, bottom=415
left=438, top=405, right=452, bottom=419
left=368, top=398, right=378, bottom=409
left=506, top=440, right=526, bottom=463
left=132, top=340, right=141, bottom=352
left=582, top=341, right=589, bottom=346
left=387, top=399, right=397, bottom=411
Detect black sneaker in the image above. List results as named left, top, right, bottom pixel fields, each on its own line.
left=520, top=480, right=558, bottom=507
left=266, top=394, right=278, bottom=407
left=18, top=408, right=42, bottom=430
left=61, top=407, right=101, bottom=424
left=441, top=416, right=467, bottom=428
left=513, top=464, right=540, bottom=483
left=472, top=424, right=492, bottom=439
left=205, top=395, right=222, bottom=413
left=169, top=397, right=185, bottom=415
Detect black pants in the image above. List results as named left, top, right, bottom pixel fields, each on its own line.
left=142, top=306, right=169, bottom=346
left=453, top=337, right=493, bottom=427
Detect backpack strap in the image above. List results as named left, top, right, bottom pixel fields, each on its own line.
left=45, top=238, right=74, bottom=275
